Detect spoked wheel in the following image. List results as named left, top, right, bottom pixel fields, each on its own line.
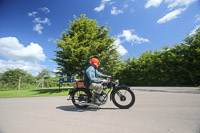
left=71, top=88, right=91, bottom=108
left=112, top=87, right=135, bottom=109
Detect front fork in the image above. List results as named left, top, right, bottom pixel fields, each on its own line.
left=110, top=88, right=116, bottom=101
left=110, top=85, right=129, bottom=101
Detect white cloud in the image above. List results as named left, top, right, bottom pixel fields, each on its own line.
left=118, top=29, right=150, bottom=45
left=94, top=0, right=110, bottom=12
left=53, top=67, right=61, bottom=73
left=145, top=0, right=197, bottom=23
left=118, top=45, right=128, bottom=56
left=145, top=0, right=197, bottom=9
left=0, top=60, right=44, bottom=75
left=109, top=1, right=115, bottom=5
left=113, top=38, right=128, bottom=56
left=195, top=14, right=200, bottom=23
left=113, top=29, right=150, bottom=56
left=111, top=7, right=124, bottom=15
left=0, top=37, right=46, bottom=62
left=28, top=7, right=51, bottom=34
left=0, top=37, right=46, bottom=75
left=190, top=25, right=200, bottom=35
left=157, top=8, right=186, bottom=24
left=124, top=4, right=129, bottom=9
left=94, top=4, right=105, bottom=12
left=34, top=17, right=51, bottom=26
left=165, top=0, right=197, bottom=9
left=101, top=0, right=110, bottom=2
left=145, top=0, right=163, bottom=8
left=28, top=11, right=38, bottom=17
left=94, top=1, right=130, bottom=14
left=47, top=38, right=55, bottom=42
left=32, top=18, right=51, bottom=34
left=33, top=24, right=43, bottom=34
left=39, top=7, right=50, bottom=13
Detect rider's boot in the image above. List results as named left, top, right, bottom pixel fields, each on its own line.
left=94, top=98, right=101, bottom=105
left=94, top=93, right=102, bottom=105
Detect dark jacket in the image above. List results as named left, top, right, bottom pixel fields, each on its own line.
left=84, top=65, right=107, bottom=89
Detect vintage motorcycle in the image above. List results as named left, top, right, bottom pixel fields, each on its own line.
left=68, top=78, right=135, bottom=109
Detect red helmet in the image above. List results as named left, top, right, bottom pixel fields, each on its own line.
left=90, top=58, right=99, bottom=68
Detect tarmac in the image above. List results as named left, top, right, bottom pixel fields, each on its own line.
left=0, top=87, right=200, bottom=133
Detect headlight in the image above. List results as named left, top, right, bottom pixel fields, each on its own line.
left=115, top=80, right=119, bottom=85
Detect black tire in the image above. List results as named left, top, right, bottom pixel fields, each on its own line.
left=71, top=88, right=91, bottom=108
left=112, top=87, right=135, bottom=109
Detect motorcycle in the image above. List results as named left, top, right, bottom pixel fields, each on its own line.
left=68, top=77, right=135, bottom=109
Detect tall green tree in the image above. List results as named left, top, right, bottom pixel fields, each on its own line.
left=53, top=14, right=121, bottom=77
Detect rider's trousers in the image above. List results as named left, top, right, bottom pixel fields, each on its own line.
left=89, top=83, right=103, bottom=94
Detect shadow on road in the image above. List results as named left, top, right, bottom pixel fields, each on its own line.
left=56, top=105, right=119, bottom=112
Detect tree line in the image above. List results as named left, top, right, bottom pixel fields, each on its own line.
left=54, top=14, right=200, bottom=87
left=116, top=30, right=200, bottom=86
left=0, top=69, right=69, bottom=90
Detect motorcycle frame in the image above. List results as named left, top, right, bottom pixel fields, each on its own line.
left=68, top=82, right=131, bottom=103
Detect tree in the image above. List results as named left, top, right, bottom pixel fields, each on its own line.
left=0, top=69, right=36, bottom=89
left=183, top=27, right=200, bottom=85
left=53, top=14, right=121, bottom=77
left=37, top=69, right=51, bottom=79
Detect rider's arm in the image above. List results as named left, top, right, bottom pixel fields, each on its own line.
left=86, top=67, right=101, bottom=83
left=96, top=69, right=108, bottom=78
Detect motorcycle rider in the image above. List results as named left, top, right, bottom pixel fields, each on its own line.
left=84, top=57, right=109, bottom=105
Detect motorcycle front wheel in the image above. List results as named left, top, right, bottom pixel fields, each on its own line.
left=112, top=87, right=135, bottom=109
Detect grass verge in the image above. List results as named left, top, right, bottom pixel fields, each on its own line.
left=0, top=88, right=72, bottom=98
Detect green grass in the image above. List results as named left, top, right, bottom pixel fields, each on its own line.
left=0, top=87, right=113, bottom=98
left=0, top=88, right=73, bottom=98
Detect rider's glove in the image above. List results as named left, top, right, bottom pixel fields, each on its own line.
left=101, top=79, right=108, bottom=84
left=107, top=76, right=112, bottom=78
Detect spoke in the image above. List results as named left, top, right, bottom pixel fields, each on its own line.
left=123, top=90, right=127, bottom=96
left=114, top=89, right=132, bottom=106
left=117, top=91, right=122, bottom=97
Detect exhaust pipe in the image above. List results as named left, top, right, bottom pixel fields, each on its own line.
left=77, top=102, right=96, bottom=106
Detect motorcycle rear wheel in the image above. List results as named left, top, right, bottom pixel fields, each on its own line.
left=71, top=88, right=91, bottom=108
left=112, top=87, right=135, bottom=109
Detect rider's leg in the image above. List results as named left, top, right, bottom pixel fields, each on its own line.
left=89, top=83, right=103, bottom=94
left=89, top=83, right=104, bottom=104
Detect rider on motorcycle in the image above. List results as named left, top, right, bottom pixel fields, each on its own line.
left=84, top=57, right=109, bottom=105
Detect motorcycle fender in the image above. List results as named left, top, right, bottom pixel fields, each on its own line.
left=69, top=88, right=92, bottom=98
left=110, top=85, right=130, bottom=101
left=116, top=85, right=131, bottom=90
left=69, top=88, right=76, bottom=96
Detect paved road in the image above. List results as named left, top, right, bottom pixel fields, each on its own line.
left=0, top=87, right=200, bottom=133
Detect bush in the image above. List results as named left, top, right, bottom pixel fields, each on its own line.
left=20, top=83, right=36, bottom=90
left=116, top=28, right=200, bottom=86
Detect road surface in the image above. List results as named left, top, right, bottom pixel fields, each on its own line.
left=0, top=87, right=200, bottom=133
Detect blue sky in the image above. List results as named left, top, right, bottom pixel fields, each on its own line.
left=0, top=0, right=200, bottom=76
